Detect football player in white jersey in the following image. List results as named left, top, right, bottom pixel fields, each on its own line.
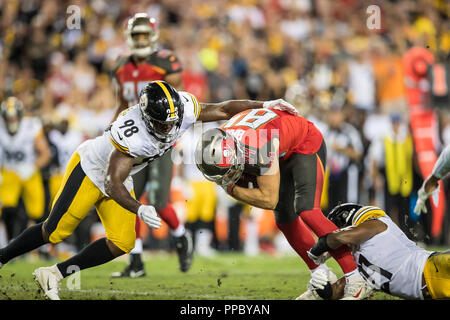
left=48, top=117, right=83, bottom=203
left=0, top=97, right=51, bottom=241
left=0, top=81, right=298, bottom=300
left=306, top=203, right=450, bottom=300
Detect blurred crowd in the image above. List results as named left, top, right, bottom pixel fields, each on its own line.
left=0, top=0, right=449, bottom=257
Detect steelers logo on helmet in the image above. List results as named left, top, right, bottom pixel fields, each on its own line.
left=138, top=81, right=183, bottom=144
left=327, top=203, right=363, bottom=228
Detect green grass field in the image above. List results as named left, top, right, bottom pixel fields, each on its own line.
left=0, top=250, right=412, bottom=300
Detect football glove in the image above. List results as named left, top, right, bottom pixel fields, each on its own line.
left=309, top=268, right=330, bottom=290
left=137, top=205, right=162, bottom=229
left=414, top=184, right=433, bottom=215
left=263, top=99, right=298, bottom=115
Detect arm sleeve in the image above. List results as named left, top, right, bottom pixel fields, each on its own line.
left=432, top=144, right=450, bottom=179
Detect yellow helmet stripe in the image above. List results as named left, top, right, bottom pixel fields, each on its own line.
left=154, top=81, right=175, bottom=117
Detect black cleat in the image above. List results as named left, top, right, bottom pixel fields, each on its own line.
left=110, top=263, right=146, bottom=278
left=175, top=230, right=194, bottom=272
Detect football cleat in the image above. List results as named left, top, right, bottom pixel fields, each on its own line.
left=33, top=265, right=63, bottom=300
left=110, top=264, right=146, bottom=278
left=295, top=268, right=338, bottom=300
left=341, top=274, right=373, bottom=300
left=175, top=230, right=194, bottom=272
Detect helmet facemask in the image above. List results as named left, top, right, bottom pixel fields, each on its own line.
left=126, top=13, right=159, bottom=58
left=195, top=128, right=245, bottom=186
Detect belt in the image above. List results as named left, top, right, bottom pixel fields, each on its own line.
left=421, top=274, right=432, bottom=300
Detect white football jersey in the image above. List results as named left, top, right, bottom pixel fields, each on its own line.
left=351, top=207, right=432, bottom=300
left=49, top=129, right=83, bottom=171
left=0, top=117, right=43, bottom=180
left=76, top=91, right=200, bottom=195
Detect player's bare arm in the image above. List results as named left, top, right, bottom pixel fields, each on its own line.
left=34, top=133, right=51, bottom=169
left=104, top=149, right=141, bottom=214
left=308, top=219, right=387, bottom=265
left=423, top=175, right=440, bottom=193
left=229, top=138, right=281, bottom=210
left=327, top=220, right=387, bottom=248
left=165, top=72, right=183, bottom=90
left=230, top=156, right=280, bottom=210
left=197, top=100, right=265, bottom=122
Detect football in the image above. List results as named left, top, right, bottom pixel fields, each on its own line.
left=235, top=173, right=259, bottom=189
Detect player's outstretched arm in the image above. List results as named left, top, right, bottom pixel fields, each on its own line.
left=197, top=98, right=298, bottom=122
left=197, top=100, right=265, bottom=122
left=308, top=220, right=387, bottom=264
left=414, top=145, right=450, bottom=214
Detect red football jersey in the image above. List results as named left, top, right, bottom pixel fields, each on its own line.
left=113, top=49, right=182, bottom=106
left=220, top=108, right=323, bottom=174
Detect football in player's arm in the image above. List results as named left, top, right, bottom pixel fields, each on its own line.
left=307, top=219, right=387, bottom=299
left=227, top=138, right=280, bottom=210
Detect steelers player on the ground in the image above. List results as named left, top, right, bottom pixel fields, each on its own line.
left=0, top=81, right=297, bottom=300
left=111, top=12, right=188, bottom=277
left=307, top=203, right=450, bottom=299
left=0, top=97, right=51, bottom=241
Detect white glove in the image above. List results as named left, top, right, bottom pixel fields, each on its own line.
left=307, top=250, right=332, bottom=265
left=263, top=99, right=298, bottom=115
left=137, top=205, right=162, bottom=229
left=414, top=185, right=433, bottom=215
left=309, top=268, right=329, bottom=290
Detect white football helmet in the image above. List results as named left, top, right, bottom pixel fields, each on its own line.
left=0, top=96, right=24, bottom=134
left=125, top=13, right=159, bottom=58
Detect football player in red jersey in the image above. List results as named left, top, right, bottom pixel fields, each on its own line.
left=195, top=105, right=369, bottom=299
left=110, top=13, right=189, bottom=277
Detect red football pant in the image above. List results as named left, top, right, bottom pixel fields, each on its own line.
left=135, top=203, right=180, bottom=239
left=277, top=209, right=356, bottom=273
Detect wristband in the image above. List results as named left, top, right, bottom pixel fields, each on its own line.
left=310, top=234, right=332, bottom=257
left=316, top=282, right=333, bottom=300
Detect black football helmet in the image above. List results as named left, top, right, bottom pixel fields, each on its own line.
left=139, top=81, right=183, bottom=143
left=0, top=96, right=24, bottom=134
left=195, top=128, right=245, bottom=185
left=327, top=203, right=363, bottom=228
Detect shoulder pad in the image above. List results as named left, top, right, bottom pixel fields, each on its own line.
left=113, top=56, right=133, bottom=74
left=352, top=206, right=387, bottom=226
left=148, top=50, right=182, bottom=74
